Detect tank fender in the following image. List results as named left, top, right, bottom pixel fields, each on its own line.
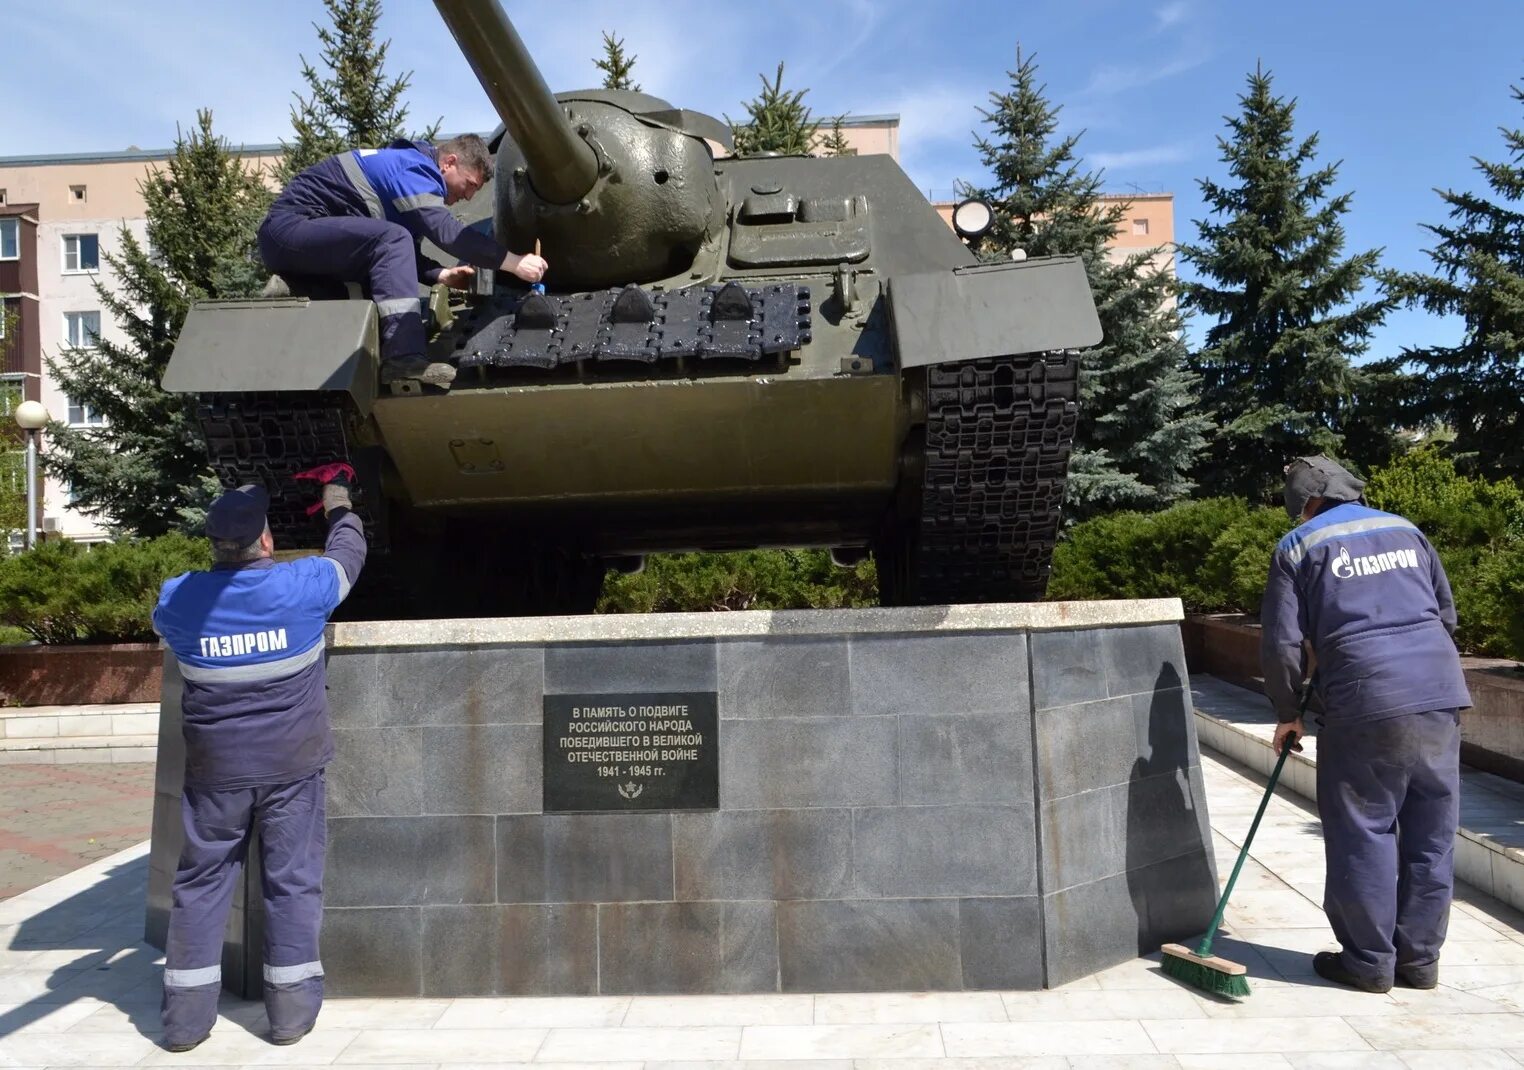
left=161, top=298, right=378, bottom=416
left=887, top=255, right=1102, bottom=370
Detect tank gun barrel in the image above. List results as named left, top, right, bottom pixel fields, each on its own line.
left=433, top=0, right=599, bottom=205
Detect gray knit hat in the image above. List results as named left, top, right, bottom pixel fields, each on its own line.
left=1283, top=456, right=1366, bottom=519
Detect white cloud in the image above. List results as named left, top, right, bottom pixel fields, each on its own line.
left=1082, top=50, right=1210, bottom=98
left=1154, top=2, right=1190, bottom=30
left=1089, top=142, right=1194, bottom=171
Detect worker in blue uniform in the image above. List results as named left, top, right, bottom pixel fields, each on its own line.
left=1261, top=456, right=1472, bottom=993
left=258, top=132, right=547, bottom=391
left=152, top=472, right=366, bottom=1052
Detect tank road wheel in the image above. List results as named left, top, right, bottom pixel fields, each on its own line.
left=875, top=351, right=1081, bottom=606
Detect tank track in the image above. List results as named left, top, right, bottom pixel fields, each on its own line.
left=197, top=392, right=364, bottom=551
left=905, top=351, right=1081, bottom=603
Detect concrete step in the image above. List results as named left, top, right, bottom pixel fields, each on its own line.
left=0, top=733, right=158, bottom=764
left=1191, top=673, right=1524, bottom=914
left=0, top=702, right=158, bottom=742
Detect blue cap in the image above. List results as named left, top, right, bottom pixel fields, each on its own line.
left=205, top=484, right=269, bottom=543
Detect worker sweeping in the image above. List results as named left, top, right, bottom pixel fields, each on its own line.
left=1261, top=456, right=1471, bottom=993
left=151, top=468, right=364, bottom=1052
left=257, top=133, right=548, bottom=392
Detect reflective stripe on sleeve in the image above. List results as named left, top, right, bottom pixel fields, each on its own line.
left=338, top=152, right=385, bottom=219
left=176, top=641, right=324, bottom=683
left=327, top=555, right=352, bottom=602
left=264, top=960, right=324, bottom=984
left=393, top=192, right=445, bottom=212
left=164, top=964, right=222, bottom=988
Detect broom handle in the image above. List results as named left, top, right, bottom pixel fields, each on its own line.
left=1193, top=734, right=1295, bottom=958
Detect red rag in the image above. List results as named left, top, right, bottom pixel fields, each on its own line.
left=293, top=462, right=356, bottom=515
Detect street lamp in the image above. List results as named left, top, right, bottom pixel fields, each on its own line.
left=14, top=400, right=48, bottom=551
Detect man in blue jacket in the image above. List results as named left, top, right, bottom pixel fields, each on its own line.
left=1262, top=456, right=1471, bottom=994
left=258, top=133, right=547, bottom=391
left=152, top=473, right=365, bottom=1051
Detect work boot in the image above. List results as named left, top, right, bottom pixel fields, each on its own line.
left=1312, top=951, right=1392, bottom=993
left=380, top=356, right=456, bottom=392
left=271, top=1022, right=315, bottom=1046
left=1396, top=964, right=1439, bottom=989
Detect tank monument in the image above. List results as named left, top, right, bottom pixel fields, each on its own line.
left=146, top=0, right=1216, bottom=996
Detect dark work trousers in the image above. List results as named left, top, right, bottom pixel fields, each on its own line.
left=257, top=211, right=425, bottom=362
left=162, top=771, right=327, bottom=1048
left=1316, top=710, right=1460, bottom=986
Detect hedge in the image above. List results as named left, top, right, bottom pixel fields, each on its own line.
left=1047, top=448, right=1524, bottom=659
left=0, top=533, right=210, bottom=644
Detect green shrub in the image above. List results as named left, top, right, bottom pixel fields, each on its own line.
left=1048, top=498, right=1282, bottom=612
left=0, top=534, right=210, bottom=644
left=1366, top=447, right=1524, bottom=551
left=1052, top=448, right=1524, bottom=658
left=598, top=549, right=878, bottom=613
left=1199, top=508, right=1291, bottom=614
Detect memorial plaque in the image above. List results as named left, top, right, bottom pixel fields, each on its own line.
left=543, top=692, right=719, bottom=812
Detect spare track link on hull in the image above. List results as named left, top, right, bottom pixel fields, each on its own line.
left=198, top=392, right=361, bottom=550
left=912, top=351, right=1080, bottom=603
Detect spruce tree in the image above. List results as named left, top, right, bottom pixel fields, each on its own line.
left=1386, top=79, right=1524, bottom=477
left=959, top=47, right=1208, bottom=518
left=819, top=116, right=854, bottom=156
left=278, top=0, right=438, bottom=182
left=1180, top=66, right=1393, bottom=502
left=46, top=111, right=272, bottom=536
left=728, top=63, right=821, bottom=156
left=594, top=31, right=640, bottom=91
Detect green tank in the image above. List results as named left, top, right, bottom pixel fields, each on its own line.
left=161, top=0, right=1102, bottom=618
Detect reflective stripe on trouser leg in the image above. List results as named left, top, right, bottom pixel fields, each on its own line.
left=164, top=785, right=255, bottom=1047
left=257, top=770, right=327, bottom=1040
left=367, top=223, right=425, bottom=362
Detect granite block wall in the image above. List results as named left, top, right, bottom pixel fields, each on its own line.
left=146, top=606, right=1215, bottom=996
left=1030, top=624, right=1218, bottom=986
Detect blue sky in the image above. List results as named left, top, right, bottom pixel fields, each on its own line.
left=3, top=0, right=1521, bottom=358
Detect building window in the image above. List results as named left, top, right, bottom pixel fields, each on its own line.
left=62, top=233, right=99, bottom=273
left=0, top=189, right=7, bottom=206
left=63, top=310, right=101, bottom=349
left=1132, top=218, right=1150, bottom=236
left=0, top=218, right=17, bottom=261
left=67, top=398, right=104, bottom=427
left=70, top=185, right=87, bottom=203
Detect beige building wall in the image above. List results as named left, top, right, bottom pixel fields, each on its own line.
left=35, top=218, right=148, bottom=541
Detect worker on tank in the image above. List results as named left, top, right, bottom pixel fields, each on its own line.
left=1261, top=456, right=1472, bottom=993
left=151, top=471, right=364, bottom=1051
left=258, top=133, right=547, bottom=391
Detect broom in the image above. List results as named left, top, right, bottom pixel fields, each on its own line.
left=1161, top=690, right=1306, bottom=998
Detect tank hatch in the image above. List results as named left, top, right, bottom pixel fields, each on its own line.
left=729, top=189, right=870, bottom=268
left=449, top=282, right=812, bottom=371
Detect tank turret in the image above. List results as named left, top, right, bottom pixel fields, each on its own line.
left=434, top=0, right=728, bottom=289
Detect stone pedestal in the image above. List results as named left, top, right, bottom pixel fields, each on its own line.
left=147, top=599, right=1216, bottom=995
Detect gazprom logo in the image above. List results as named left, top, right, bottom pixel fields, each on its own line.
left=1331, top=546, right=1419, bottom=580
left=198, top=629, right=289, bottom=658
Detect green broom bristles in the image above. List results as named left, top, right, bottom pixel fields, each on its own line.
left=1161, top=945, right=1251, bottom=998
